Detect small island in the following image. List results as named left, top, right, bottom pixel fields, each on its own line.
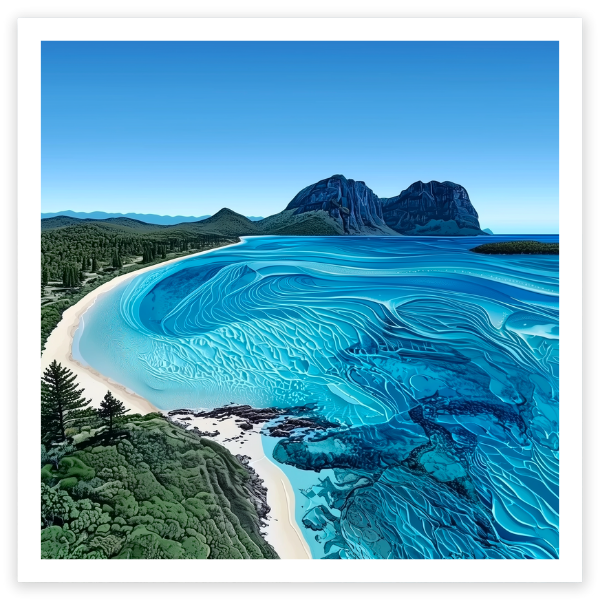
left=470, top=240, right=559, bottom=255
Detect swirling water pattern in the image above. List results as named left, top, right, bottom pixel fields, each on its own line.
left=76, top=235, right=559, bottom=559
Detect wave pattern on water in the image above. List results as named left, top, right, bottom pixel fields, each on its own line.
left=77, top=235, right=559, bottom=559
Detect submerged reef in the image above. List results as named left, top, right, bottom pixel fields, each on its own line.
left=272, top=387, right=558, bottom=559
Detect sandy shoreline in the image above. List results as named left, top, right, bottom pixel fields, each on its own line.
left=41, top=249, right=222, bottom=414
left=40, top=242, right=311, bottom=559
left=170, top=413, right=311, bottom=559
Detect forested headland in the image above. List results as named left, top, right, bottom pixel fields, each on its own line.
left=40, top=361, right=277, bottom=560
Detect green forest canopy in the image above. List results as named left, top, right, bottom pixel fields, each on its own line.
left=40, top=363, right=277, bottom=560
left=40, top=219, right=237, bottom=351
left=470, top=240, right=559, bottom=255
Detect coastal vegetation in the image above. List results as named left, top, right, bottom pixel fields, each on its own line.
left=41, top=360, right=95, bottom=444
left=40, top=219, right=237, bottom=351
left=470, top=240, right=559, bottom=255
left=40, top=363, right=277, bottom=560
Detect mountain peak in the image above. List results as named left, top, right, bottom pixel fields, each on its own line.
left=197, top=208, right=256, bottom=235
left=212, top=208, right=241, bottom=217
left=381, top=180, right=481, bottom=234
left=285, top=174, right=394, bottom=236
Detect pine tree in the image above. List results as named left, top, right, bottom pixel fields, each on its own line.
left=62, top=266, right=75, bottom=287
left=92, top=256, right=98, bottom=272
left=42, top=266, right=49, bottom=286
left=41, top=360, right=93, bottom=443
left=98, top=391, right=130, bottom=434
left=161, top=245, right=166, bottom=259
left=112, top=251, right=123, bottom=268
left=81, top=256, right=87, bottom=271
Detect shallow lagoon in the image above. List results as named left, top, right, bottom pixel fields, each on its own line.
left=76, top=235, right=559, bottom=559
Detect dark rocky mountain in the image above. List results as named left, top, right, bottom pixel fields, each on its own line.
left=265, top=175, right=485, bottom=237
left=283, top=174, right=398, bottom=236
left=43, top=176, right=486, bottom=238
left=381, top=181, right=483, bottom=235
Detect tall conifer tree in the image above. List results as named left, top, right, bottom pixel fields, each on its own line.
left=41, top=360, right=93, bottom=443
left=99, top=391, right=130, bottom=434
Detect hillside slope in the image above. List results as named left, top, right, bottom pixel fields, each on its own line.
left=41, top=414, right=278, bottom=559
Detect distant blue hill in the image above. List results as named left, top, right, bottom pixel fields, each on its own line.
left=41, top=210, right=264, bottom=225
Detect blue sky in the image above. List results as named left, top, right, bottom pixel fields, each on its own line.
left=42, top=41, right=558, bottom=233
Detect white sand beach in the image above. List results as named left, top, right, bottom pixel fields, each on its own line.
left=41, top=251, right=209, bottom=414
left=40, top=244, right=311, bottom=559
left=170, top=413, right=312, bottom=559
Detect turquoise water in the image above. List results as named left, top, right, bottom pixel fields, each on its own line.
left=76, top=235, right=559, bottom=559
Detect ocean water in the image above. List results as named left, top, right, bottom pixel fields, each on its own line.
left=75, top=235, right=559, bottom=559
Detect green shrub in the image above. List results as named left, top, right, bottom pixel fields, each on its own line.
left=40, top=415, right=278, bottom=559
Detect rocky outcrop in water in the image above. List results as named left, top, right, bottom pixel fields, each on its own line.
left=285, top=174, right=398, bottom=235
left=381, top=180, right=483, bottom=235
left=168, top=404, right=338, bottom=439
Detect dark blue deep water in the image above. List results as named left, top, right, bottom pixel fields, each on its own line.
left=76, top=235, right=559, bottom=559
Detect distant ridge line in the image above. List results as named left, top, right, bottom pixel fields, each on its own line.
left=41, top=210, right=264, bottom=226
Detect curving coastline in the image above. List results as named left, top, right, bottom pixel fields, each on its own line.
left=40, top=246, right=236, bottom=413
left=40, top=240, right=311, bottom=560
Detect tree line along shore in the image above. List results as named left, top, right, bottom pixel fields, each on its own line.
left=41, top=219, right=238, bottom=351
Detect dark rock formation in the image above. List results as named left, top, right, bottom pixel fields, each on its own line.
left=265, top=416, right=338, bottom=438
left=285, top=174, right=397, bottom=235
left=236, top=454, right=272, bottom=526
left=191, top=427, right=220, bottom=437
left=381, top=181, right=483, bottom=235
left=168, top=404, right=338, bottom=438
